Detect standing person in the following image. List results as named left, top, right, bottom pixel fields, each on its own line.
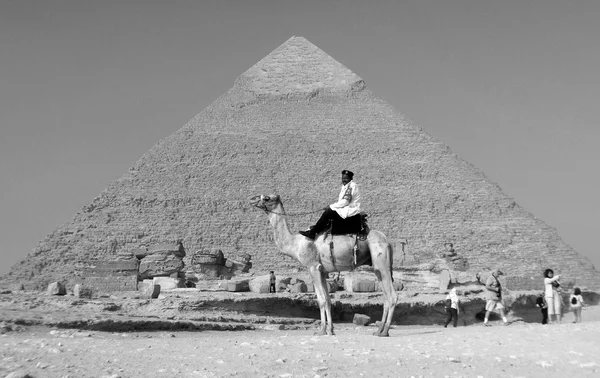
left=484, top=269, right=509, bottom=326
left=543, top=269, right=562, bottom=323
left=570, top=287, right=586, bottom=323
left=269, top=271, right=276, bottom=293
left=299, top=170, right=361, bottom=240
left=535, top=293, right=548, bottom=325
left=444, top=288, right=460, bottom=328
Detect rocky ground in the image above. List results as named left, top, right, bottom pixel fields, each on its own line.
left=1, top=289, right=600, bottom=377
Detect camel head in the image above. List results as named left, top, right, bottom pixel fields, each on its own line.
left=248, top=194, right=281, bottom=213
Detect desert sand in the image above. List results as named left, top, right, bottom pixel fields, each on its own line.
left=1, top=290, right=600, bottom=378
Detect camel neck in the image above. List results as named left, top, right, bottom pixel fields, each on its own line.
left=267, top=204, right=297, bottom=259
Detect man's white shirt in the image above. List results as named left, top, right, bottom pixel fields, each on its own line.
left=329, top=180, right=361, bottom=219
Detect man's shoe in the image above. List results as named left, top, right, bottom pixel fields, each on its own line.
left=299, top=230, right=315, bottom=240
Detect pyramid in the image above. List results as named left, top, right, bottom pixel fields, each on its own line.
left=5, top=36, right=600, bottom=290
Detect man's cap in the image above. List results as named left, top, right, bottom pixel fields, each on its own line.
left=341, top=170, right=354, bottom=178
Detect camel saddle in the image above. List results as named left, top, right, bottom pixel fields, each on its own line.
left=327, top=212, right=370, bottom=239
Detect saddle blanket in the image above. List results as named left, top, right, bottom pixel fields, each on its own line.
left=330, top=213, right=362, bottom=235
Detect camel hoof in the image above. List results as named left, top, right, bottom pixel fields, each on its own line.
left=372, top=330, right=389, bottom=337
left=313, top=330, right=327, bottom=336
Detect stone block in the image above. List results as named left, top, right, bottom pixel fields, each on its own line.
left=249, top=274, right=287, bottom=293
left=152, top=277, right=184, bottom=290
left=345, top=275, right=376, bottom=292
left=46, top=282, right=66, bottom=296
left=83, top=275, right=138, bottom=292
left=139, top=254, right=184, bottom=279
left=439, top=270, right=451, bottom=291
left=193, top=253, right=219, bottom=265
left=139, top=281, right=160, bottom=299
left=195, top=264, right=221, bottom=278
left=73, top=284, right=93, bottom=299
left=134, top=247, right=149, bottom=260
left=353, top=313, right=371, bottom=326
left=227, top=280, right=249, bottom=292
left=289, top=282, right=307, bottom=293
left=352, top=280, right=375, bottom=292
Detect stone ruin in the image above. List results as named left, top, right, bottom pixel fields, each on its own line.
left=188, top=250, right=252, bottom=282
left=38, top=241, right=254, bottom=297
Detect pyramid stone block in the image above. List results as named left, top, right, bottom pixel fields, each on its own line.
left=3, top=36, right=600, bottom=291
left=227, top=280, right=249, bottom=292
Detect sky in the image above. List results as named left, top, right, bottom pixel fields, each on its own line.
left=1, top=0, right=599, bottom=275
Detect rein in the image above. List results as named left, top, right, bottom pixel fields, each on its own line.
left=248, top=195, right=324, bottom=217
left=248, top=195, right=384, bottom=217
left=255, top=205, right=324, bottom=217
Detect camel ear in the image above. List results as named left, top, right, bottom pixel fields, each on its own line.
left=275, top=195, right=280, bottom=202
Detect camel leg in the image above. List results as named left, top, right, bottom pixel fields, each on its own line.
left=322, top=269, right=334, bottom=336
left=371, top=244, right=398, bottom=337
left=309, top=264, right=334, bottom=336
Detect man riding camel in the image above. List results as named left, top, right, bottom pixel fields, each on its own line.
left=299, top=170, right=361, bottom=240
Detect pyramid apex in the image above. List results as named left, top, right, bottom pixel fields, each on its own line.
left=236, top=36, right=364, bottom=95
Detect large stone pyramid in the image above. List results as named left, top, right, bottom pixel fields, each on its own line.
left=5, top=36, right=600, bottom=290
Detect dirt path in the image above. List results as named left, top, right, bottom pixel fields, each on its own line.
left=2, top=319, right=600, bottom=378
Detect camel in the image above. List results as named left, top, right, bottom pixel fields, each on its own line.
left=249, top=194, right=398, bottom=336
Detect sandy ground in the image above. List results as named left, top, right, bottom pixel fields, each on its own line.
left=2, top=310, right=600, bottom=378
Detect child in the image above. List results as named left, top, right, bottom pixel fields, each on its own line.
left=444, top=288, right=460, bottom=328
left=535, top=293, right=548, bottom=325
left=570, top=287, right=586, bottom=323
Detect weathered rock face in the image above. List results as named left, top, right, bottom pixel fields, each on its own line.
left=3, top=36, right=600, bottom=291
left=73, top=284, right=93, bottom=299
left=46, top=282, right=66, bottom=296
left=138, top=253, right=185, bottom=279
left=188, top=250, right=252, bottom=280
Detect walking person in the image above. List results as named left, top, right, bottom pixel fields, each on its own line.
left=570, top=287, right=586, bottom=323
left=269, top=271, right=277, bottom=293
left=444, top=288, right=460, bottom=328
left=543, top=269, right=562, bottom=323
left=484, top=269, right=509, bottom=326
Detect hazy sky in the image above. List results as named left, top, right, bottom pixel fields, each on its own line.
left=1, top=0, right=599, bottom=275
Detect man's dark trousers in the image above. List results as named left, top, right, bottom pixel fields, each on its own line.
left=541, top=308, right=548, bottom=324
left=444, top=308, right=458, bottom=327
left=312, top=207, right=342, bottom=234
